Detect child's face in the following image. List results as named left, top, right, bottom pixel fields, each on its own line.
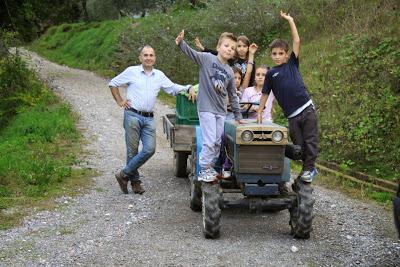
left=217, top=38, right=237, bottom=61
left=234, top=72, right=242, bottom=89
left=236, top=40, right=248, bottom=59
left=255, top=67, right=267, bottom=87
left=271, top=47, right=289, bottom=65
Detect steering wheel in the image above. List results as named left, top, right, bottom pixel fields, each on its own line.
left=239, top=102, right=259, bottom=119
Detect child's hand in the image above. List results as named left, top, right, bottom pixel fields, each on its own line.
left=249, top=43, right=258, bottom=55
left=175, top=30, right=185, bottom=45
left=187, top=86, right=197, bottom=103
left=280, top=10, right=293, bottom=21
left=194, top=37, right=205, bottom=51
left=256, top=113, right=263, bottom=124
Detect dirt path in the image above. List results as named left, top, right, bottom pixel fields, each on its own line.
left=0, top=49, right=399, bottom=266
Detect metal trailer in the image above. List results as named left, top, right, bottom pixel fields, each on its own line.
left=162, top=113, right=196, bottom=177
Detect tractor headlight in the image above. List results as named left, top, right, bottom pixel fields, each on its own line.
left=241, top=130, right=254, bottom=142
left=272, top=130, right=284, bottom=143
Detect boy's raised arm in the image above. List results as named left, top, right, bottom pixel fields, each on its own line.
left=280, top=10, right=300, bottom=57
left=175, top=30, right=185, bottom=45
left=242, top=43, right=257, bottom=89
left=176, top=30, right=205, bottom=66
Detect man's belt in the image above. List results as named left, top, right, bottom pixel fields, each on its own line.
left=128, top=107, right=154, bottom=117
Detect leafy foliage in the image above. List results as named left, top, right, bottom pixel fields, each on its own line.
left=0, top=0, right=86, bottom=42
left=317, top=35, right=400, bottom=179
left=114, top=0, right=285, bottom=84
left=0, top=53, right=48, bottom=129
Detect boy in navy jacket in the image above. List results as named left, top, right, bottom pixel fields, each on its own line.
left=257, top=11, right=318, bottom=182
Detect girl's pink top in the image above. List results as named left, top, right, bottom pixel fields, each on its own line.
left=241, top=86, right=275, bottom=121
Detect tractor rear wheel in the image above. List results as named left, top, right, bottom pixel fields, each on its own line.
left=289, top=179, right=315, bottom=239
left=173, top=152, right=188, bottom=177
left=189, top=174, right=202, bottom=212
left=202, top=182, right=221, bottom=239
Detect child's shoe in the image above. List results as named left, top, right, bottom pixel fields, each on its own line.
left=300, top=168, right=318, bottom=183
left=222, top=170, right=231, bottom=179
left=199, top=168, right=218, bottom=183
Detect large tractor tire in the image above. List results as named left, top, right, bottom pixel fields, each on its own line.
left=173, top=151, right=188, bottom=178
left=289, top=179, right=315, bottom=239
left=189, top=174, right=202, bottom=212
left=202, top=182, right=221, bottom=239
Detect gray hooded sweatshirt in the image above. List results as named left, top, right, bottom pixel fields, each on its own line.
left=179, top=40, right=242, bottom=120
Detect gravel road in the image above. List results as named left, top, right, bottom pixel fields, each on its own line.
left=0, top=49, right=399, bottom=266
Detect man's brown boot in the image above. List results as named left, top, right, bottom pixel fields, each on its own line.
left=115, top=170, right=129, bottom=194
left=132, top=181, right=145, bottom=194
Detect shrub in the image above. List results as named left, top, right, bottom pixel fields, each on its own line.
left=0, top=54, right=49, bottom=129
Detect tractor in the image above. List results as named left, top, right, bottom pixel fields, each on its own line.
left=188, top=114, right=315, bottom=239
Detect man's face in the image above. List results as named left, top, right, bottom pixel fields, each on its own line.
left=139, top=47, right=156, bottom=68
left=217, top=38, right=237, bottom=61
left=271, top=47, right=289, bottom=65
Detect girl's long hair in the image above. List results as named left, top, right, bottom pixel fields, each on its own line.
left=237, top=35, right=250, bottom=59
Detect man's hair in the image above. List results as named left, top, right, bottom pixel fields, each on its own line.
left=139, top=45, right=155, bottom=55
left=269, top=39, right=289, bottom=52
left=217, top=32, right=237, bottom=47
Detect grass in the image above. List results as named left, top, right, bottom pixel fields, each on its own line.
left=0, top=98, right=96, bottom=229
left=30, top=18, right=132, bottom=77
left=292, top=161, right=393, bottom=206
left=314, top=169, right=394, bottom=206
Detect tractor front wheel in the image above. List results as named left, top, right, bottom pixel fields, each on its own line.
left=202, top=182, right=221, bottom=239
left=289, top=179, right=315, bottom=239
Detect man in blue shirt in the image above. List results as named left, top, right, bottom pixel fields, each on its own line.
left=109, top=45, right=196, bottom=194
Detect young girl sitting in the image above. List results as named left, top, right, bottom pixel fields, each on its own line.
left=241, top=65, right=275, bottom=122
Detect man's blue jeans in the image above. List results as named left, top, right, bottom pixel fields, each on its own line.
left=123, top=110, right=156, bottom=182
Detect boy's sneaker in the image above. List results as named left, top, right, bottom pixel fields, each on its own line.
left=222, top=170, right=231, bottom=179
left=300, top=168, right=318, bottom=183
left=199, top=168, right=218, bottom=183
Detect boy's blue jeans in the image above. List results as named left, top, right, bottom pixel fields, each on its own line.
left=123, top=110, right=156, bottom=182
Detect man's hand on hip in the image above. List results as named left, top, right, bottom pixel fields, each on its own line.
left=118, top=99, right=130, bottom=109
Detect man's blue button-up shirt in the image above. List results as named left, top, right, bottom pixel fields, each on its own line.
left=109, top=65, right=190, bottom=112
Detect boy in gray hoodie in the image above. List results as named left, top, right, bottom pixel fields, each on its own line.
left=176, top=30, right=242, bottom=182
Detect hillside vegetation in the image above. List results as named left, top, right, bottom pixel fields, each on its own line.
left=0, top=52, right=92, bottom=229
left=30, top=0, right=400, bottom=182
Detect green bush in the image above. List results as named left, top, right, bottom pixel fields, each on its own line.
left=114, top=0, right=286, bottom=84
left=317, top=35, right=400, bottom=179
left=0, top=54, right=48, bottom=129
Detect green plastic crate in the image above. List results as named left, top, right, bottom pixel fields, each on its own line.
left=176, top=94, right=199, bottom=125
